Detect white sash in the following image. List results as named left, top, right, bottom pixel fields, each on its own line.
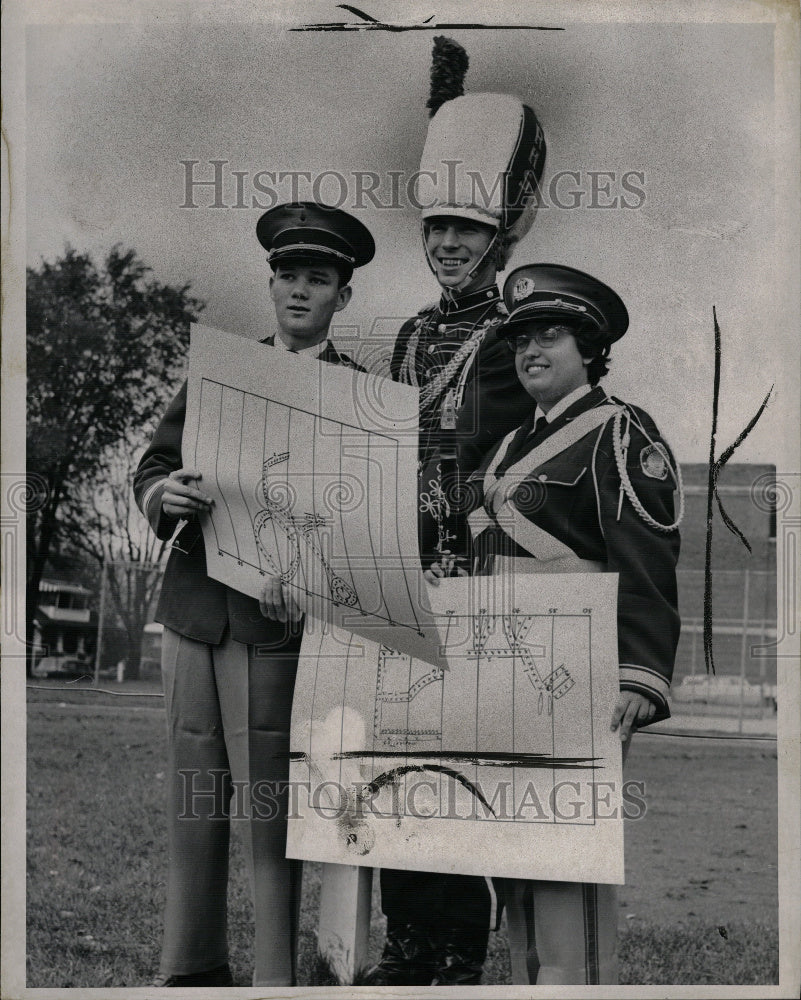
left=467, top=403, right=622, bottom=565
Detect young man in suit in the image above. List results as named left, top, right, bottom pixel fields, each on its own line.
left=134, top=202, right=374, bottom=988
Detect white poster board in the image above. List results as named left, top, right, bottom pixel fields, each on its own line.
left=183, top=323, right=448, bottom=665
left=287, top=574, right=625, bottom=884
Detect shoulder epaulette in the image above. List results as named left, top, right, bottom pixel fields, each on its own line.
left=418, top=301, right=438, bottom=315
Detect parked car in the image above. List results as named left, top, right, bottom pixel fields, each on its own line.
left=31, top=656, right=89, bottom=679
left=672, top=674, right=764, bottom=707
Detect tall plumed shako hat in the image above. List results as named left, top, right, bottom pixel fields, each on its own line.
left=417, top=37, right=547, bottom=276
left=498, top=264, right=630, bottom=343
left=256, top=202, right=375, bottom=270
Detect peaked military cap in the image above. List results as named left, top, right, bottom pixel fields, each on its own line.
left=498, top=264, right=629, bottom=343
left=256, top=202, right=375, bottom=270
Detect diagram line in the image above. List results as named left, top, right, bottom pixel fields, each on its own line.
left=308, top=629, right=320, bottom=787
left=371, top=641, right=377, bottom=787
left=215, top=386, right=240, bottom=561
left=475, top=638, right=480, bottom=818
left=391, top=444, right=423, bottom=633
left=197, top=379, right=221, bottom=554
left=588, top=614, right=596, bottom=826
left=293, top=408, right=313, bottom=601
left=361, top=433, right=390, bottom=622
left=291, top=410, right=312, bottom=596
left=264, top=399, right=285, bottom=579
left=338, top=633, right=353, bottom=789
left=198, top=376, right=398, bottom=442
left=211, top=548, right=425, bottom=629
left=439, top=637, right=446, bottom=818
left=512, top=613, right=516, bottom=810
left=404, top=650, right=412, bottom=811
left=334, top=421, right=358, bottom=607
left=250, top=399, right=269, bottom=575
left=235, top=389, right=252, bottom=566
left=550, top=613, right=556, bottom=823
left=303, top=411, right=319, bottom=602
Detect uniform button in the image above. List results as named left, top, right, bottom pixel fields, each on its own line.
left=438, top=323, right=447, bottom=333
left=538, top=473, right=548, bottom=481
left=487, top=290, right=494, bottom=298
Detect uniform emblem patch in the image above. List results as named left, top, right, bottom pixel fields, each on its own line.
left=640, top=443, right=670, bottom=480
left=512, top=276, right=536, bottom=302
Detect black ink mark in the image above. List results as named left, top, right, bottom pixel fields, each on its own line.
left=704, top=307, right=774, bottom=675
left=366, top=764, right=497, bottom=816
left=291, top=5, right=565, bottom=32
left=332, top=749, right=602, bottom=770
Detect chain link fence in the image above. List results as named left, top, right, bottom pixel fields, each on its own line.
left=673, top=568, right=777, bottom=724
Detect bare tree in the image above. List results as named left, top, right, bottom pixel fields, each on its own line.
left=61, top=439, right=169, bottom=679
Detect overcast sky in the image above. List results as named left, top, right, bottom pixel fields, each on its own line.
left=22, top=2, right=795, bottom=465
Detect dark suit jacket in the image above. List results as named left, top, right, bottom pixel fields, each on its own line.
left=471, top=385, right=681, bottom=721
left=134, top=336, right=364, bottom=647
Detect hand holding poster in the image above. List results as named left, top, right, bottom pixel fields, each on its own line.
left=183, top=323, right=455, bottom=664
left=287, top=574, right=624, bottom=884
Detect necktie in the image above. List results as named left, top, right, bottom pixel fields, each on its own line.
left=497, top=415, right=549, bottom=475
left=528, top=414, right=549, bottom=443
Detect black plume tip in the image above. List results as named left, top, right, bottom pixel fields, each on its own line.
left=426, top=36, right=469, bottom=118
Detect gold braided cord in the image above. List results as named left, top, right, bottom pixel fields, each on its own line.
left=611, top=407, right=684, bottom=532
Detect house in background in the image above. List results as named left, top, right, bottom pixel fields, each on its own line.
left=32, top=579, right=96, bottom=664
left=32, top=578, right=128, bottom=672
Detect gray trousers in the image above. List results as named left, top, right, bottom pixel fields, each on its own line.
left=505, top=739, right=631, bottom=984
left=159, top=627, right=302, bottom=986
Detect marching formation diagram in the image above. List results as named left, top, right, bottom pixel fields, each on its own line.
left=469, top=612, right=576, bottom=713
left=355, top=610, right=596, bottom=824
left=193, top=377, right=427, bottom=631
left=374, top=646, right=445, bottom=749
left=253, top=455, right=359, bottom=608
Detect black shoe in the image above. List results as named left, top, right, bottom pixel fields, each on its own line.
left=430, top=925, right=488, bottom=986
left=150, top=963, right=234, bottom=987
left=364, top=921, right=437, bottom=986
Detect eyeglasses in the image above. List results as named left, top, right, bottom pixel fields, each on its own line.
left=506, top=328, right=567, bottom=353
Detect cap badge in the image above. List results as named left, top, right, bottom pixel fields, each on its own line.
left=512, top=276, right=536, bottom=302
left=640, top=443, right=670, bottom=480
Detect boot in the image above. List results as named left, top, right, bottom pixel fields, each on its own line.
left=431, top=925, right=488, bottom=986
left=150, top=962, right=234, bottom=987
left=364, top=921, right=437, bottom=986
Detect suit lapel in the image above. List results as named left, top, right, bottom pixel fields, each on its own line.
left=320, top=341, right=341, bottom=366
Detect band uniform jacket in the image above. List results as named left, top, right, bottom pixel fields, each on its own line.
left=133, top=336, right=365, bottom=648
left=469, top=385, right=681, bottom=722
left=390, top=284, right=533, bottom=566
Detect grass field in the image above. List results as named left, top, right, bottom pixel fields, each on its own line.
left=25, top=684, right=779, bottom=988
